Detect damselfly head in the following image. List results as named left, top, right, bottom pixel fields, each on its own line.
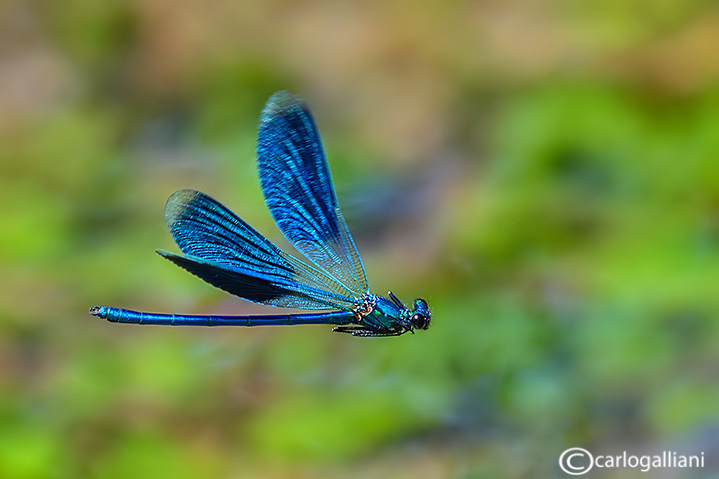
left=410, top=298, right=431, bottom=330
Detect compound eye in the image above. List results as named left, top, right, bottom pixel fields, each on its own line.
left=411, top=313, right=428, bottom=330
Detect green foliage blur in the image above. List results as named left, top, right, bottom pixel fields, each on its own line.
left=1, top=1, right=718, bottom=478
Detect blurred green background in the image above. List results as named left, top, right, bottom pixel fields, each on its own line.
left=1, top=1, right=719, bottom=478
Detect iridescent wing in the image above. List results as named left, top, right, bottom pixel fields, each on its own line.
left=159, top=189, right=359, bottom=310
left=257, top=92, right=369, bottom=299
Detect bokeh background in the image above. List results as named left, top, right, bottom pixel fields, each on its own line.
left=2, top=1, right=719, bottom=478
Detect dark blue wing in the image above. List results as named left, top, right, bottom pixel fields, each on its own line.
left=257, top=92, right=369, bottom=299
left=160, top=189, right=359, bottom=310
left=157, top=251, right=341, bottom=309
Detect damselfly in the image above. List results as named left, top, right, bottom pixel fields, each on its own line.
left=90, top=92, right=431, bottom=337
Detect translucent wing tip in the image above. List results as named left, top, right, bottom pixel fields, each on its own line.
left=165, top=189, right=201, bottom=228
left=262, top=91, right=304, bottom=123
